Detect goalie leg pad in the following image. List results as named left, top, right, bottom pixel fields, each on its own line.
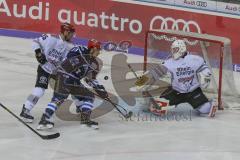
left=209, top=100, right=217, bottom=117
left=149, top=97, right=170, bottom=116
left=196, top=99, right=217, bottom=117
left=196, top=101, right=211, bottom=114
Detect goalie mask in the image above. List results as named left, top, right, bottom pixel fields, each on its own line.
left=171, top=40, right=187, bottom=60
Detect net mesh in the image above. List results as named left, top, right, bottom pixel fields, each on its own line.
left=144, top=30, right=239, bottom=109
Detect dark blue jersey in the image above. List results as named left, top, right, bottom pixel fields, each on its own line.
left=60, top=45, right=99, bottom=81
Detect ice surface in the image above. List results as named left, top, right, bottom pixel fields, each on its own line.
left=0, top=36, right=240, bottom=160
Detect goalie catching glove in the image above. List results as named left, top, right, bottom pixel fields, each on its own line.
left=94, top=85, right=109, bottom=99
left=135, top=75, right=149, bottom=87
left=134, top=65, right=167, bottom=91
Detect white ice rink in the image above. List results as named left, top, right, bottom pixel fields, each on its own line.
left=1, top=36, right=240, bottom=160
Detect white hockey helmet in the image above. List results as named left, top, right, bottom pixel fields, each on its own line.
left=171, top=39, right=187, bottom=60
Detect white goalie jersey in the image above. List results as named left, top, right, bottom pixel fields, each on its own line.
left=163, top=53, right=211, bottom=93
left=32, top=34, right=74, bottom=74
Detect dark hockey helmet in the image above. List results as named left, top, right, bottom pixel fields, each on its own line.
left=60, top=23, right=75, bottom=33
left=88, top=39, right=101, bottom=49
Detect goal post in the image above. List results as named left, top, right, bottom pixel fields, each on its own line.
left=143, top=29, right=238, bottom=109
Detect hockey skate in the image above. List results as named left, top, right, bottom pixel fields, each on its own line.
left=37, top=114, right=54, bottom=130
left=20, top=105, right=34, bottom=123
left=80, top=111, right=99, bottom=130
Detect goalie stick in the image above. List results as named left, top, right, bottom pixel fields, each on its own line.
left=0, top=103, right=60, bottom=140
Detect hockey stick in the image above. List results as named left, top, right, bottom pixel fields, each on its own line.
left=91, top=91, right=133, bottom=119
left=50, top=72, right=132, bottom=118
left=105, top=97, right=133, bottom=119
left=55, top=87, right=132, bottom=119
left=0, top=103, right=60, bottom=140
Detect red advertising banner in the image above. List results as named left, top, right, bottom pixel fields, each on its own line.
left=0, top=0, right=240, bottom=63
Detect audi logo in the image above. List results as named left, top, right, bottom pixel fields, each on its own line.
left=196, top=1, right=207, bottom=7
left=150, top=16, right=201, bottom=33
left=149, top=16, right=201, bottom=45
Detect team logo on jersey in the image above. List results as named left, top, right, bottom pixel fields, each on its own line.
left=176, top=67, right=194, bottom=76
left=178, top=75, right=194, bottom=84
left=49, top=49, right=62, bottom=61
left=176, top=67, right=194, bottom=85
left=39, top=76, right=48, bottom=84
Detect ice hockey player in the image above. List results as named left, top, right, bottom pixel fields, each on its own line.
left=20, top=23, right=76, bottom=123
left=37, top=39, right=107, bottom=130
left=136, top=39, right=217, bottom=117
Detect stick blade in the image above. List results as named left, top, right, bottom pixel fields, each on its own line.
left=40, top=132, right=60, bottom=140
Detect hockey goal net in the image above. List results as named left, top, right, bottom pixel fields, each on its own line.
left=143, top=29, right=239, bottom=109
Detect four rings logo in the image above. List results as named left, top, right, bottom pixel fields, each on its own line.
left=149, top=16, right=202, bottom=44
left=196, top=1, right=207, bottom=7
left=150, top=16, right=201, bottom=33
left=39, top=76, right=48, bottom=85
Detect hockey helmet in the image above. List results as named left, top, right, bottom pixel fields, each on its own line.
left=60, top=23, right=75, bottom=33
left=171, top=39, right=187, bottom=60
left=88, top=39, right=101, bottom=50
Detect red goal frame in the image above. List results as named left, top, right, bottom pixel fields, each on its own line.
left=143, top=30, right=232, bottom=110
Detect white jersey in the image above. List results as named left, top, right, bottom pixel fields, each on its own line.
left=163, top=53, right=210, bottom=93
left=32, top=34, right=74, bottom=74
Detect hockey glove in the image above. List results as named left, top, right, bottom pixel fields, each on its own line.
left=35, top=49, right=47, bottom=64
left=94, top=85, right=109, bottom=99
left=135, top=75, right=149, bottom=87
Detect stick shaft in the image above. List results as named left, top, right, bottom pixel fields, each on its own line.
left=0, top=103, right=59, bottom=139
left=127, top=64, right=140, bottom=79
